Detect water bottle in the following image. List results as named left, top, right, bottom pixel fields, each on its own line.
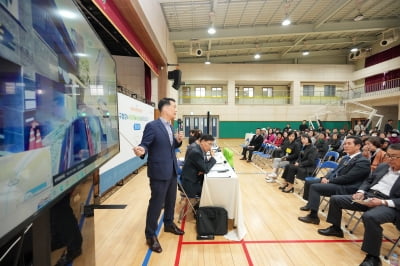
left=390, top=253, right=399, bottom=266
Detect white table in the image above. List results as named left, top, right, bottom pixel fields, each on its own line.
left=200, top=152, right=246, bottom=241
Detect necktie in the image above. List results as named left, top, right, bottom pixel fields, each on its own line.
left=329, top=155, right=350, bottom=180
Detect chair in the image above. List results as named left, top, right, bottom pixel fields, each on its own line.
left=223, top=147, right=234, bottom=169
left=384, top=232, right=400, bottom=260
left=177, top=175, right=200, bottom=223
left=297, top=159, right=336, bottom=195
left=297, top=158, right=322, bottom=195
left=321, top=150, right=340, bottom=162
left=345, top=210, right=363, bottom=233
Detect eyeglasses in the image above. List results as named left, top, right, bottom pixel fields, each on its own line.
left=385, top=154, right=400, bottom=160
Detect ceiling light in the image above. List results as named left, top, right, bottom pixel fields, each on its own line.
left=254, top=53, right=260, bottom=59
left=302, top=51, right=309, bottom=56
left=282, top=18, right=291, bottom=26
left=350, top=48, right=358, bottom=52
left=353, top=13, right=364, bottom=22
left=208, top=27, right=216, bottom=35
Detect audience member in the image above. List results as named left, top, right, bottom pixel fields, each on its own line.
left=384, top=119, right=393, bottom=134
left=327, top=133, right=341, bottom=153
left=273, top=132, right=285, bottom=147
left=315, top=132, right=329, bottom=158
left=188, top=129, right=201, bottom=145
left=317, top=143, right=400, bottom=266
left=240, top=128, right=263, bottom=162
left=354, top=120, right=365, bottom=135
left=181, top=134, right=217, bottom=198
left=265, top=131, right=300, bottom=183
left=381, top=138, right=390, bottom=152
left=279, top=134, right=318, bottom=193
left=389, top=130, right=400, bottom=144
left=299, top=120, right=308, bottom=132
left=362, top=136, right=389, bottom=171
left=298, top=136, right=370, bottom=225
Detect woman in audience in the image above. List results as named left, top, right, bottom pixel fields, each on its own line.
left=273, top=132, right=285, bottom=147
left=279, top=134, right=318, bottom=193
left=327, top=133, right=341, bottom=152
left=361, top=136, right=389, bottom=171
left=265, top=131, right=300, bottom=183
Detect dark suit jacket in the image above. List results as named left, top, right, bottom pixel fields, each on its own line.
left=249, top=134, right=264, bottom=151
left=327, top=153, right=371, bottom=194
left=181, top=144, right=216, bottom=197
left=359, top=163, right=400, bottom=229
left=139, top=118, right=182, bottom=180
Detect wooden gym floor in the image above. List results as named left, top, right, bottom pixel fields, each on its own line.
left=63, top=139, right=398, bottom=266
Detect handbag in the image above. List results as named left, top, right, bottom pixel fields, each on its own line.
left=196, top=206, right=228, bottom=236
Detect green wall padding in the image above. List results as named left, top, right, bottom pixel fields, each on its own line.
left=219, top=121, right=352, bottom=138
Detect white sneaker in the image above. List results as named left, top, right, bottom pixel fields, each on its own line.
left=268, top=172, right=277, bottom=178
left=266, top=178, right=277, bottom=183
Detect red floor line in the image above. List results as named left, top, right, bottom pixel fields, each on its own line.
left=174, top=206, right=188, bottom=266
left=181, top=238, right=365, bottom=245
left=241, top=240, right=254, bottom=266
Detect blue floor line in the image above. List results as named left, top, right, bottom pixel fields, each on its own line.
left=142, top=213, right=164, bottom=266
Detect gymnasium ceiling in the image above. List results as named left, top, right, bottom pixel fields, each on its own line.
left=157, top=0, right=400, bottom=64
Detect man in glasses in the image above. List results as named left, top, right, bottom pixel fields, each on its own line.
left=181, top=134, right=217, bottom=198
left=317, top=143, right=400, bottom=266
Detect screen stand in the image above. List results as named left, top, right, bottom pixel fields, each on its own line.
left=32, top=209, right=51, bottom=266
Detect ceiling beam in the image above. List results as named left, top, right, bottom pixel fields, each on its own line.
left=169, top=19, right=400, bottom=41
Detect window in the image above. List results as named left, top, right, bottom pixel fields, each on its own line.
left=262, top=87, right=273, bottom=97
left=235, top=87, right=239, bottom=97
left=211, top=87, right=222, bottom=97
left=243, top=87, right=254, bottom=97
left=324, top=85, right=336, bottom=96
left=195, top=87, right=205, bottom=97
left=303, top=85, right=314, bottom=96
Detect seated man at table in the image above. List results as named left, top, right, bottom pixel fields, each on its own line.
left=317, top=143, right=400, bottom=266
left=181, top=134, right=217, bottom=198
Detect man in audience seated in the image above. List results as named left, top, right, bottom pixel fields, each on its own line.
left=298, top=136, right=370, bottom=225
left=317, top=143, right=400, bottom=266
left=240, top=128, right=263, bottom=162
left=181, top=134, right=217, bottom=198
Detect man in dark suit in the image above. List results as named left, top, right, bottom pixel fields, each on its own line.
left=298, top=136, right=370, bottom=225
left=133, top=98, right=184, bottom=253
left=181, top=134, right=217, bottom=198
left=240, top=128, right=263, bottom=162
left=317, top=143, right=400, bottom=266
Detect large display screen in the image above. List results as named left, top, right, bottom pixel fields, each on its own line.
left=0, top=0, right=119, bottom=244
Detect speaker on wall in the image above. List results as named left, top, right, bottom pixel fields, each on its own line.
left=168, top=69, right=182, bottom=90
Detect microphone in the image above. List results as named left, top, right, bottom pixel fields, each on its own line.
left=177, top=118, right=183, bottom=131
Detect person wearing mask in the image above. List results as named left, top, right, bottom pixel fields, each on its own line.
left=317, top=143, right=400, bottom=266
left=298, top=136, right=370, bottom=225
left=279, top=134, right=318, bottom=193
left=133, top=98, right=184, bottom=253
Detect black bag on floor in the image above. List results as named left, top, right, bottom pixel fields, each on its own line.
left=196, top=206, right=228, bottom=236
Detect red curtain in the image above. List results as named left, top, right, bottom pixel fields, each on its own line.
left=364, top=45, right=400, bottom=93
left=144, top=63, right=151, bottom=104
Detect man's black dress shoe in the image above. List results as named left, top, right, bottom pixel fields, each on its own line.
left=299, top=205, right=310, bottom=211
left=317, top=225, right=344, bottom=238
left=55, top=249, right=82, bottom=266
left=298, top=215, right=320, bottom=225
left=164, top=223, right=185, bottom=235
left=359, top=254, right=382, bottom=266
left=146, top=236, right=162, bottom=253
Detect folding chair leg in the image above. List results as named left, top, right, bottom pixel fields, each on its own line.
left=384, top=236, right=400, bottom=260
